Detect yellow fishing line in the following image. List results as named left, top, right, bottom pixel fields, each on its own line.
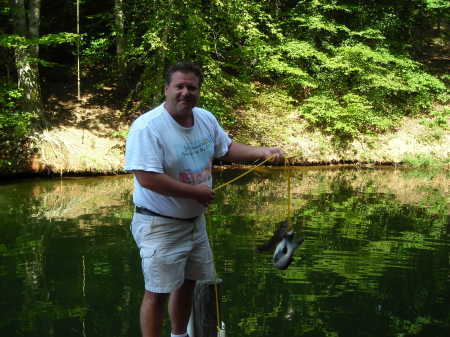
left=286, top=157, right=292, bottom=231
left=210, top=154, right=294, bottom=333
left=214, top=281, right=221, bottom=331
left=210, top=155, right=275, bottom=333
left=206, top=214, right=222, bottom=333
left=211, top=155, right=275, bottom=332
left=212, top=155, right=275, bottom=192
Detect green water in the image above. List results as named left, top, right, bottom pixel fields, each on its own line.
left=0, top=168, right=449, bottom=337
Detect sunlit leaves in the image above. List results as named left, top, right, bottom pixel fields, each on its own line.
left=424, top=0, right=450, bottom=10
left=293, top=41, right=447, bottom=141
left=0, top=32, right=79, bottom=48
left=0, top=82, right=34, bottom=172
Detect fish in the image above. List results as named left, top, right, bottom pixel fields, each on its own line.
left=257, top=220, right=289, bottom=252
left=272, top=230, right=304, bottom=270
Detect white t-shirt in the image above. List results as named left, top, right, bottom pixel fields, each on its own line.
left=124, top=103, right=232, bottom=218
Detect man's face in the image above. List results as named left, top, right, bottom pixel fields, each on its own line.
left=164, top=71, right=200, bottom=116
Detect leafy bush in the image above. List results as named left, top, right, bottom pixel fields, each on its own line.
left=296, top=44, right=447, bottom=142
left=402, top=153, right=449, bottom=169
left=82, top=36, right=113, bottom=70
left=201, top=73, right=253, bottom=130
left=421, top=107, right=450, bottom=130
left=0, top=83, right=34, bottom=173
left=300, top=93, right=394, bottom=142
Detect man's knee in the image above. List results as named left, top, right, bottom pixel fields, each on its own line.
left=143, top=290, right=169, bottom=306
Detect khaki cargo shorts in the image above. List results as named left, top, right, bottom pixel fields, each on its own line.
left=130, top=212, right=215, bottom=293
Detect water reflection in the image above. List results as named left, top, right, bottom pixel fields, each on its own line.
left=0, top=168, right=449, bottom=337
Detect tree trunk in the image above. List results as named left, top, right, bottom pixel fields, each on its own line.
left=12, top=0, right=42, bottom=118
left=114, top=0, right=126, bottom=71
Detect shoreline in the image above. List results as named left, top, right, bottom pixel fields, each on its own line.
left=2, top=101, right=449, bottom=179
left=1, top=160, right=447, bottom=183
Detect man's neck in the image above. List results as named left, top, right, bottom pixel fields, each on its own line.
left=165, top=103, right=194, bottom=127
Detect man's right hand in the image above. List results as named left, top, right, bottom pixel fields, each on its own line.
left=192, top=184, right=215, bottom=206
left=133, top=171, right=214, bottom=206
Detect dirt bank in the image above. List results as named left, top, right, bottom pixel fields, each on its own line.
left=23, top=89, right=450, bottom=176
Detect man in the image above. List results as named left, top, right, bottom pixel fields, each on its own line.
left=124, top=62, right=283, bottom=337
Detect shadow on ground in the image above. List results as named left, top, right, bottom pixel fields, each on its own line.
left=41, top=66, right=136, bottom=136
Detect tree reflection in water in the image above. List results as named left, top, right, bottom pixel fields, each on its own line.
left=0, top=168, right=449, bottom=337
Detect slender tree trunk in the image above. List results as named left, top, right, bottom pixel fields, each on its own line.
left=12, top=0, right=42, bottom=117
left=114, top=0, right=126, bottom=71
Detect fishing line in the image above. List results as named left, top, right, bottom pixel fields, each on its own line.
left=204, top=214, right=223, bottom=335
left=214, top=279, right=221, bottom=333
left=286, top=157, right=293, bottom=231
left=210, top=154, right=292, bottom=335
left=212, top=155, right=275, bottom=192
left=209, top=154, right=276, bottom=335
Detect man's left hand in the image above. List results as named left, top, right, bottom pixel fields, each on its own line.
left=260, top=147, right=284, bottom=163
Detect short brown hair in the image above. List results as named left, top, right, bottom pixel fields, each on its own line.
left=165, top=62, right=203, bottom=86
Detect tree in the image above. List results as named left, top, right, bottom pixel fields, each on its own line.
left=114, top=0, right=125, bottom=71
left=11, top=0, right=42, bottom=117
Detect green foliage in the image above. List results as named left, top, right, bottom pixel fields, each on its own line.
left=402, top=153, right=449, bottom=169
left=110, top=129, right=128, bottom=139
left=421, top=107, right=450, bottom=130
left=117, top=0, right=274, bottom=128
left=417, top=107, right=450, bottom=142
left=81, top=35, right=113, bottom=68
left=0, top=83, right=34, bottom=173
left=38, top=33, right=79, bottom=46
left=42, top=1, right=450, bottom=142
left=0, top=85, right=32, bottom=138
left=202, top=74, right=253, bottom=128
left=300, top=93, right=394, bottom=141
left=0, top=0, right=10, bottom=16
left=0, top=33, right=79, bottom=48
left=424, top=0, right=450, bottom=10
left=294, top=42, right=446, bottom=141
left=257, top=1, right=447, bottom=142
left=256, top=40, right=321, bottom=90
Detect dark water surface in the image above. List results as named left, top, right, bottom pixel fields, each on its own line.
left=1, top=168, right=449, bottom=337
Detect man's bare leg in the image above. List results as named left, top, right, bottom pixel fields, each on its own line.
left=168, top=279, right=196, bottom=335
left=140, top=290, right=169, bottom=337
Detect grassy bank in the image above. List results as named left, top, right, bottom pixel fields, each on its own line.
left=22, top=88, right=449, bottom=177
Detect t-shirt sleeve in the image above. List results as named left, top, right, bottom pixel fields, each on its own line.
left=124, top=125, right=164, bottom=173
left=211, top=116, right=232, bottom=158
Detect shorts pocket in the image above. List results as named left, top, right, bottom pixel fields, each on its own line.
left=140, top=246, right=157, bottom=259
left=153, top=248, right=187, bottom=285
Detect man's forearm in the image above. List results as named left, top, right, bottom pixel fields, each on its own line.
left=220, top=142, right=284, bottom=163
left=133, top=171, right=194, bottom=197
left=132, top=170, right=214, bottom=206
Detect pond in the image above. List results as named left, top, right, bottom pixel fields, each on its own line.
left=0, top=167, right=449, bottom=337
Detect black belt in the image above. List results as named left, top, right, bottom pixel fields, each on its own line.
left=135, top=206, right=198, bottom=222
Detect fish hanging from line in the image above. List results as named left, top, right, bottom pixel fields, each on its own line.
left=257, top=220, right=289, bottom=252
left=272, top=230, right=304, bottom=270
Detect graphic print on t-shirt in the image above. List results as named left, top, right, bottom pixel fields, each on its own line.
left=181, top=137, right=211, bottom=157
left=177, top=137, right=213, bottom=185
